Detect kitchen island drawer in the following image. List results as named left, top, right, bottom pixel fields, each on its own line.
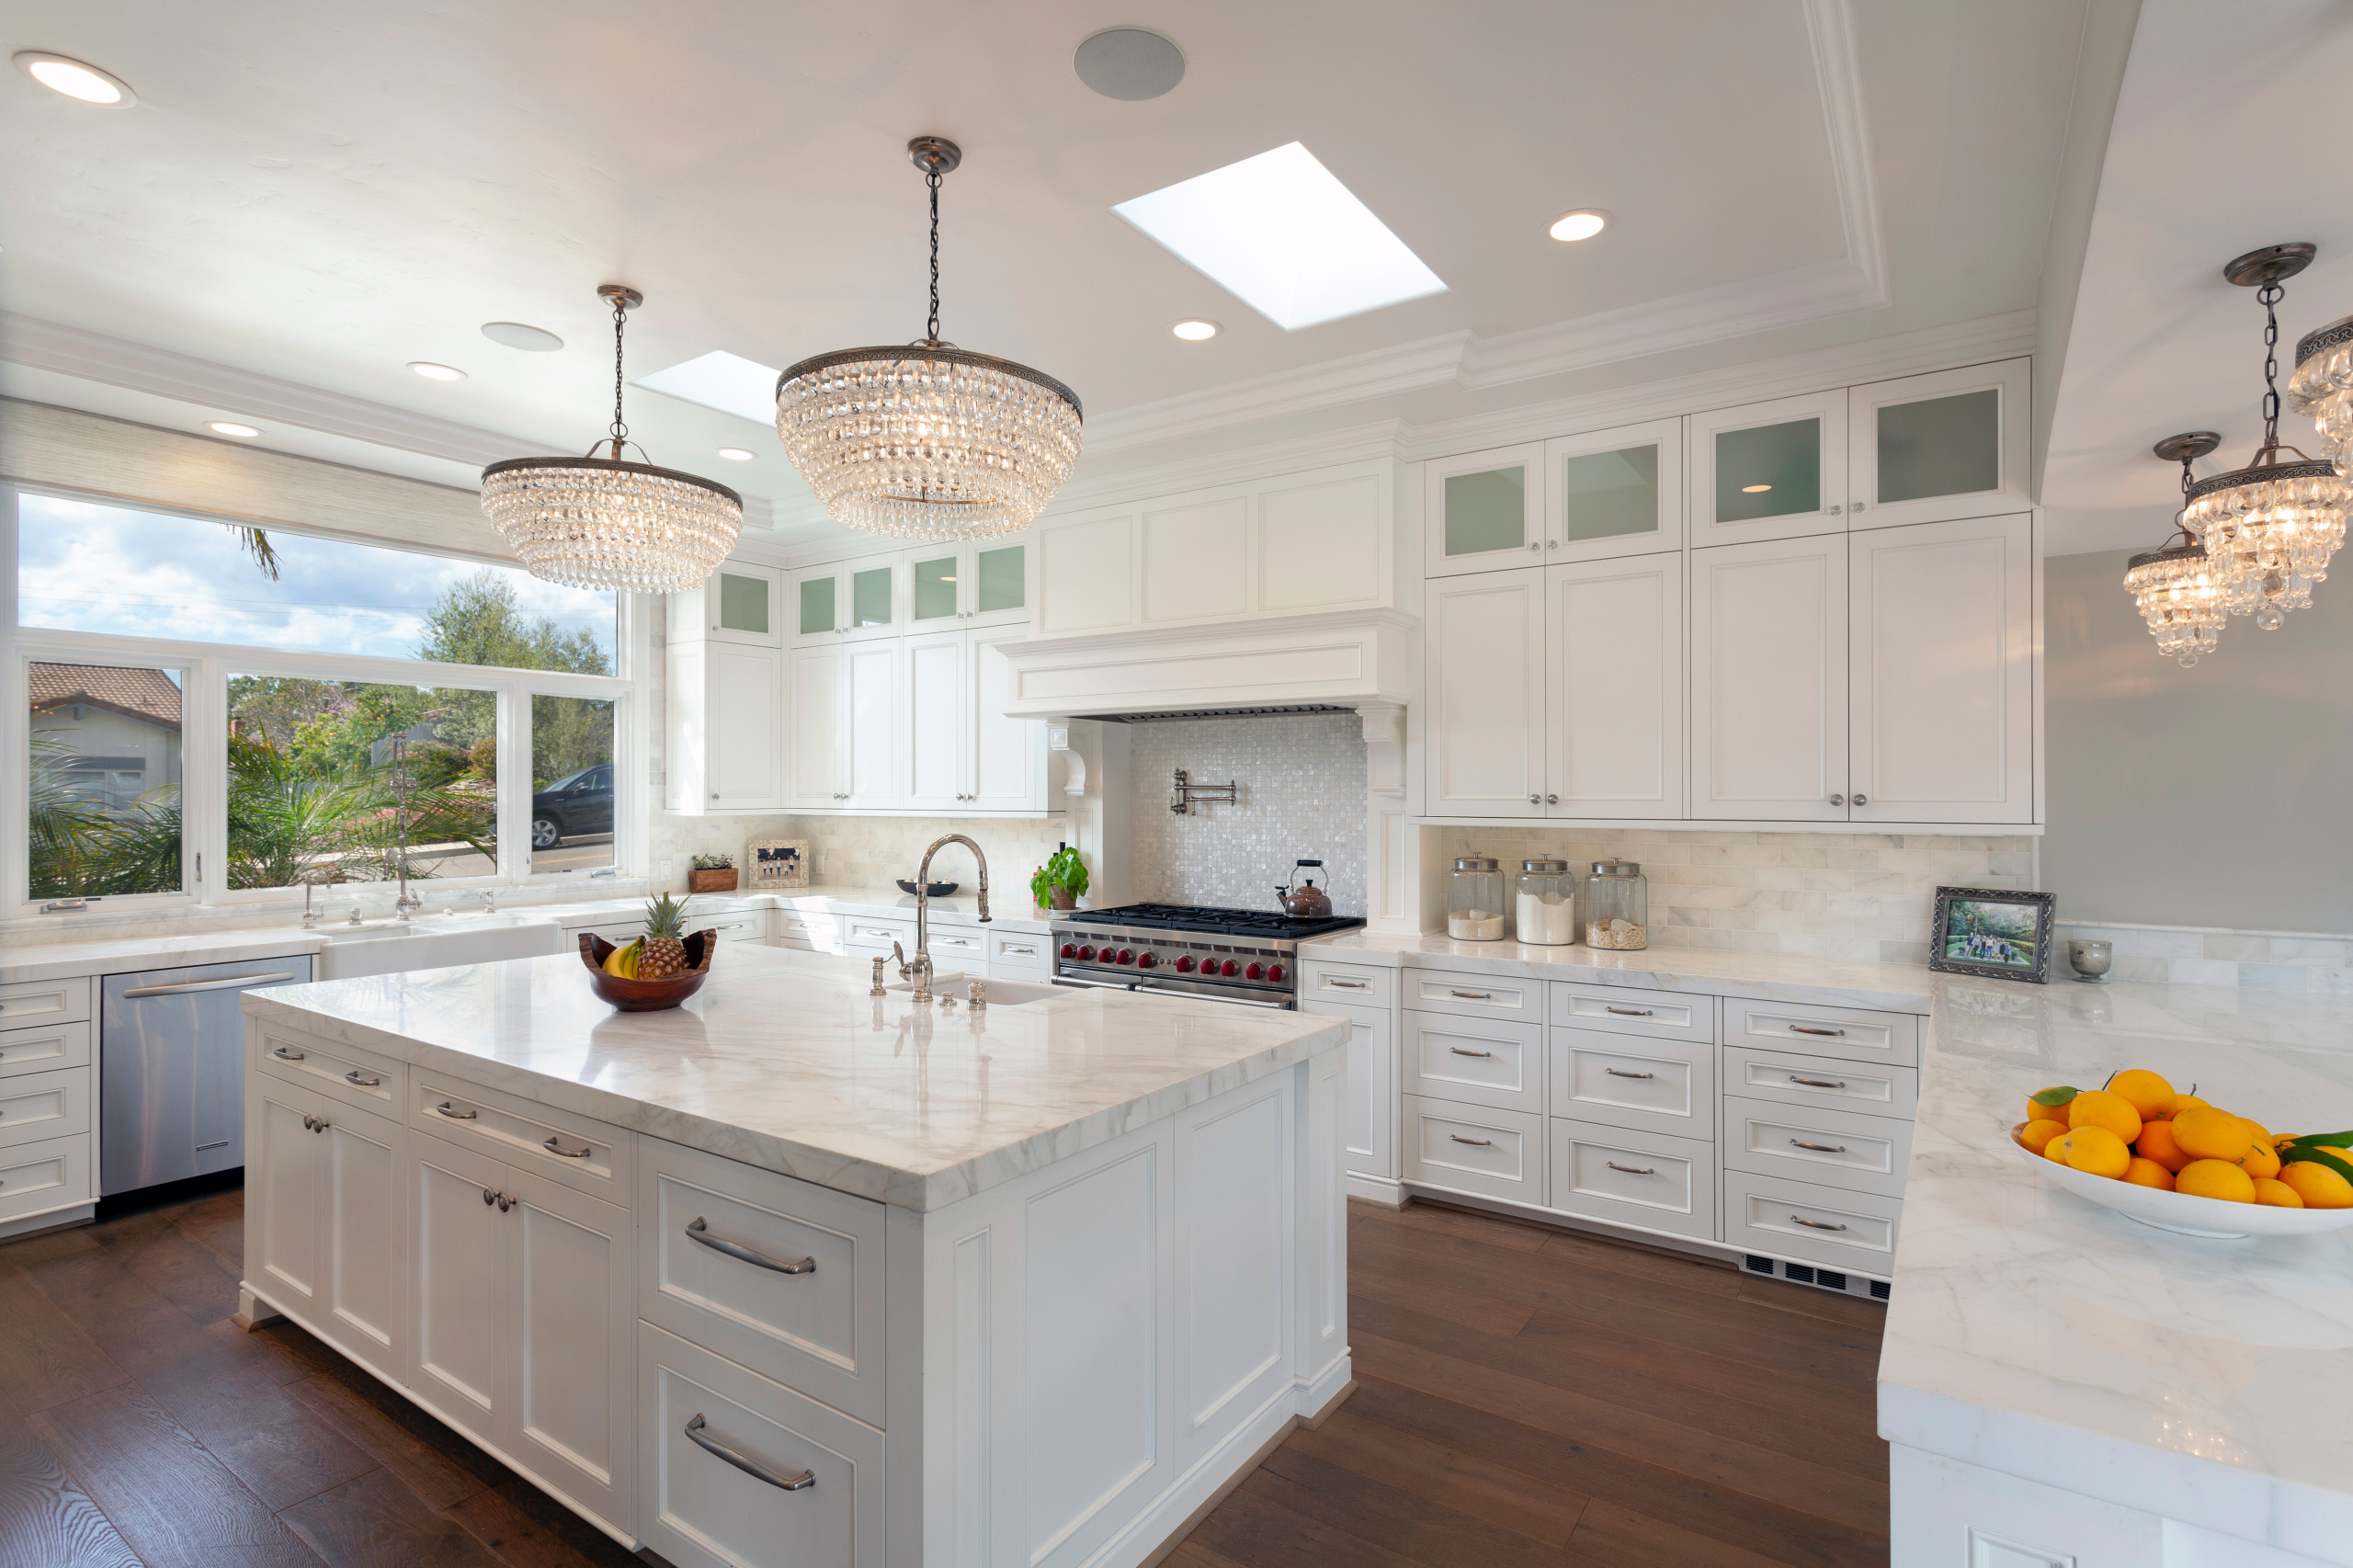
left=1403, top=1012, right=1542, bottom=1115
left=410, top=1073, right=631, bottom=1206
left=1722, top=1169, right=1901, bottom=1277
left=1408, top=970, right=1540, bottom=1025
left=637, top=1137, right=887, bottom=1426
left=1722, top=1095, right=1913, bottom=1198
left=0, top=1019, right=91, bottom=1080
left=1722, top=998, right=1918, bottom=1067
left=256, top=1027, right=405, bottom=1116
left=1301, top=961, right=1392, bottom=1009
left=1547, top=982, right=1712, bottom=1043
left=1546, top=1117, right=1716, bottom=1242
left=0, top=976, right=91, bottom=1029
left=0, top=1068, right=88, bottom=1151
left=1549, top=1029, right=1714, bottom=1142
left=0, top=1133, right=92, bottom=1221
left=1402, top=1096, right=1543, bottom=1206
left=1723, top=1047, right=1917, bottom=1121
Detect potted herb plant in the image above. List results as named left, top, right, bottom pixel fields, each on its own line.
left=688, top=852, right=738, bottom=894
left=1029, top=846, right=1089, bottom=912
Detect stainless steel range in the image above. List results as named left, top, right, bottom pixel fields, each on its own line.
left=1051, top=903, right=1367, bottom=1009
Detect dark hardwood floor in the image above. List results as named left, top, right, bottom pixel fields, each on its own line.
left=0, top=1187, right=1887, bottom=1567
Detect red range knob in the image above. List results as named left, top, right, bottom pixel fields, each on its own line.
left=1175, top=955, right=1197, bottom=972
left=1267, top=963, right=1287, bottom=983
left=1137, top=952, right=1157, bottom=970
left=1116, top=949, right=1134, bottom=966
left=1077, top=945, right=1096, bottom=961
left=1060, top=943, right=1077, bottom=960
left=1245, top=961, right=1266, bottom=981
left=1220, top=959, right=1241, bottom=978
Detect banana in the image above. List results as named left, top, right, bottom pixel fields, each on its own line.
left=602, top=937, right=643, bottom=979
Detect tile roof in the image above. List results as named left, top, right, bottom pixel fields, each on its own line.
left=29, top=663, right=185, bottom=731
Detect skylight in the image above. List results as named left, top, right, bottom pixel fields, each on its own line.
left=635, top=349, right=781, bottom=425
left=1112, top=142, right=1446, bottom=330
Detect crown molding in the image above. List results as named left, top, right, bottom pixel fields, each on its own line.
left=1804, top=0, right=1888, bottom=306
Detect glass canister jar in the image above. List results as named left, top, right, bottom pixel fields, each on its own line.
left=1583, top=858, right=1648, bottom=949
left=1515, top=858, right=1576, bottom=945
left=1447, top=857, right=1506, bottom=941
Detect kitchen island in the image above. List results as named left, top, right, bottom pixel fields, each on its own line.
left=236, top=943, right=1352, bottom=1568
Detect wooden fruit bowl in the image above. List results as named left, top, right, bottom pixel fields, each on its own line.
left=579, top=930, right=715, bottom=1011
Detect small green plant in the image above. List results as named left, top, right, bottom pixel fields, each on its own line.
left=1029, top=846, right=1089, bottom=907
left=691, top=852, right=734, bottom=870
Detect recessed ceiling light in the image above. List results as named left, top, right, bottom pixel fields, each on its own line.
left=14, top=51, right=133, bottom=106
left=1074, top=28, right=1186, bottom=100
left=1172, top=318, right=1220, bottom=341
left=481, top=321, right=563, bottom=352
left=715, top=448, right=756, bottom=461
left=208, top=421, right=260, bottom=438
left=636, top=349, right=783, bottom=424
left=1114, top=142, right=1446, bottom=330
left=1741, top=483, right=1772, bottom=494
left=1548, top=210, right=1609, bottom=243
left=408, top=361, right=467, bottom=381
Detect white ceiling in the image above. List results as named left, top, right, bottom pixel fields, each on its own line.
left=1, top=0, right=2092, bottom=550
left=2041, top=0, right=2353, bottom=557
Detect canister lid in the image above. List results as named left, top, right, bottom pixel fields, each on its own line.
left=1589, top=858, right=1641, bottom=877
left=1453, top=856, right=1500, bottom=872
left=1520, top=858, right=1569, bottom=873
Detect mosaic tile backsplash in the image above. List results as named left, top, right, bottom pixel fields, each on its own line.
left=1126, top=714, right=1370, bottom=915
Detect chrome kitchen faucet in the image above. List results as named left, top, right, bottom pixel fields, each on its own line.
left=910, top=834, right=992, bottom=1004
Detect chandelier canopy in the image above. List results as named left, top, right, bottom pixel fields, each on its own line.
left=2124, top=433, right=2224, bottom=666
left=773, top=138, right=1084, bottom=542
left=481, top=286, right=743, bottom=592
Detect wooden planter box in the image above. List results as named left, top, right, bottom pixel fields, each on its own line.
left=688, top=869, right=739, bottom=893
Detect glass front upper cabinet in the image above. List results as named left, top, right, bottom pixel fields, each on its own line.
left=1542, top=417, right=1684, bottom=563
left=684, top=562, right=778, bottom=647
left=1847, top=358, right=2030, bottom=529
left=1424, top=442, right=1545, bottom=577
left=790, top=560, right=900, bottom=642
left=1690, top=391, right=1849, bottom=545
left=907, top=541, right=1029, bottom=629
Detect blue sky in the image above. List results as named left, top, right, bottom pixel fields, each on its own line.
left=17, top=495, right=615, bottom=665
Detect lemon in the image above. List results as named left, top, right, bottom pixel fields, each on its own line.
left=2107, top=1069, right=2175, bottom=1120
left=2067, top=1089, right=2143, bottom=1143
left=2055, top=1126, right=2131, bottom=1179
left=2163, top=1092, right=2211, bottom=1119
left=2176, top=1159, right=2256, bottom=1203
left=2122, top=1157, right=2175, bottom=1190
left=2133, top=1119, right=2192, bottom=1174
left=2018, top=1119, right=2068, bottom=1154
left=2280, top=1160, right=2353, bottom=1210
left=2028, top=1086, right=2079, bottom=1127
left=2253, top=1178, right=2305, bottom=1209
left=2170, top=1107, right=2249, bottom=1162
left=2042, top=1135, right=2072, bottom=1165
left=2235, top=1139, right=2282, bottom=1181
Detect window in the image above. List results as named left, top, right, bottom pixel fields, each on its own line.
left=28, top=660, right=186, bottom=899
left=529, top=697, right=615, bottom=875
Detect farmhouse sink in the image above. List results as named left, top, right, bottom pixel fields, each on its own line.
left=882, top=973, right=1063, bottom=1006
left=309, top=914, right=564, bottom=980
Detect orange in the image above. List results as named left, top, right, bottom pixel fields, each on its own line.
left=2171, top=1107, right=2250, bottom=1162
left=2027, top=1086, right=2079, bottom=1127
left=2253, top=1178, right=2305, bottom=1208
left=2067, top=1089, right=2143, bottom=1143
left=2018, top=1119, right=2069, bottom=1154
left=2279, top=1160, right=2353, bottom=1210
left=2107, top=1069, right=2176, bottom=1120
left=2042, top=1136, right=2071, bottom=1165
left=2054, top=1126, right=2131, bottom=1179
left=2176, top=1159, right=2256, bottom=1203
left=2235, top=1139, right=2282, bottom=1181
left=2121, top=1157, right=2175, bottom=1190
left=2134, top=1119, right=2192, bottom=1174
left=2161, top=1092, right=2211, bottom=1119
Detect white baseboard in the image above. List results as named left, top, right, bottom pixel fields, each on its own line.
left=1345, top=1173, right=1405, bottom=1208
left=1399, top=1179, right=1744, bottom=1267
left=0, top=1201, right=94, bottom=1241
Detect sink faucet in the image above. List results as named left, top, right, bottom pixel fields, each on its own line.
left=389, top=732, right=425, bottom=922
left=910, top=834, right=992, bottom=1005
left=474, top=889, right=497, bottom=915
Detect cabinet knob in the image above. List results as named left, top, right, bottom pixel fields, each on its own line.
left=1851, top=501, right=1867, bottom=513
left=1547, top=540, right=1559, bottom=549
left=1529, top=793, right=1540, bottom=804
left=1545, top=793, right=1558, bottom=804
left=1527, top=541, right=1540, bottom=551
left=1828, top=793, right=1846, bottom=806
left=1852, top=792, right=1869, bottom=806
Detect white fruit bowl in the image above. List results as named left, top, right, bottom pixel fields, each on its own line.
left=2008, top=1122, right=2353, bottom=1239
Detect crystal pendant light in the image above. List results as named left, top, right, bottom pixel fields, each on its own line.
left=2177, top=244, right=2351, bottom=631
left=774, top=138, right=1084, bottom=542
left=480, top=286, right=743, bottom=591
left=2125, top=433, right=2225, bottom=666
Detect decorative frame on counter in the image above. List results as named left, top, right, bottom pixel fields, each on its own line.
left=747, top=838, right=809, bottom=889
left=1929, top=886, right=2056, bottom=984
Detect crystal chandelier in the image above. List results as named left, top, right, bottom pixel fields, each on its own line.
left=481, top=286, right=743, bottom=592
left=2124, top=433, right=2225, bottom=666
left=2176, top=244, right=2351, bottom=631
left=774, top=138, right=1084, bottom=542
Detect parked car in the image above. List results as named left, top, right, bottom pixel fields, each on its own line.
left=530, top=764, right=612, bottom=848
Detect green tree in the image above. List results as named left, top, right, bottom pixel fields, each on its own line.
left=415, top=571, right=613, bottom=786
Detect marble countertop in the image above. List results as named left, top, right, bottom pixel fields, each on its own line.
left=1882, top=973, right=2353, bottom=1560
left=243, top=943, right=1345, bottom=1212
left=1300, top=930, right=1937, bottom=1014
left=0, top=928, right=329, bottom=986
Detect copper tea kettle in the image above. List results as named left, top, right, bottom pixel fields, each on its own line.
left=1276, top=859, right=1334, bottom=919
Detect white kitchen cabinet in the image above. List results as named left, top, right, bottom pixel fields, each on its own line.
left=1689, top=389, right=1849, bottom=545
left=1689, top=534, right=1849, bottom=822
left=786, top=641, right=901, bottom=810
left=1424, top=442, right=1545, bottom=578
left=1848, top=514, right=2034, bottom=824
left=1546, top=551, right=1684, bottom=818
left=970, top=630, right=1046, bottom=811
left=1543, top=418, right=1683, bottom=563
left=906, top=539, right=1031, bottom=631
left=1304, top=998, right=1392, bottom=1183
left=1846, top=359, right=2030, bottom=531
left=1425, top=567, right=1546, bottom=815
left=665, top=642, right=781, bottom=813
left=247, top=1075, right=405, bottom=1381
left=786, top=645, right=844, bottom=809
left=902, top=631, right=966, bottom=812
left=788, top=558, right=899, bottom=646
left=673, top=562, right=781, bottom=649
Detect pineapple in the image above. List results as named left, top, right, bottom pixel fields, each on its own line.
left=638, top=893, right=691, bottom=979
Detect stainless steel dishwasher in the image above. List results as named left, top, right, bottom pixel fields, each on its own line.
left=99, top=955, right=313, bottom=1194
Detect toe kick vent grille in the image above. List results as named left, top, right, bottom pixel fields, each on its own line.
left=1748, top=1255, right=1887, bottom=1303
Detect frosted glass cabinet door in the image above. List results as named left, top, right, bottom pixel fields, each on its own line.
left=1689, top=391, right=1849, bottom=545
left=1424, top=444, right=1545, bottom=578
left=677, top=563, right=780, bottom=648
left=1546, top=552, right=1685, bottom=818
left=1847, top=359, right=2030, bottom=530
left=1689, top=536, right=1849, bottom=822
left=1542, top=419, right=1683, bottom=563
left=1425, top=567, right=1547, bottom=815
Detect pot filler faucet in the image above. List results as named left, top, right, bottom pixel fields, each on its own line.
left=910, top=834, right=991, bottom=1005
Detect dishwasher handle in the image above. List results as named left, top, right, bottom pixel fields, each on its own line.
left=119, top=971, right=299, bottom=998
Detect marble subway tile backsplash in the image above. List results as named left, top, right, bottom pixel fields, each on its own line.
left=650, top=811, right=1073, bottom=903
left=2057, top=923, right=2353, bottom=993
left=1127, top=714, right=1369, bottom=915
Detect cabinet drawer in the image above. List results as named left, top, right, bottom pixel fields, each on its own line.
left=0, top=976, right=91, bottom=1029
left=0, top=1068, right=88, bottom=1151
left=1722, top=1169, right=1902, bottom=1277
left=987, top=928, right=1053, bottom=975
left=1404, top=1012, right=1542, bottom=1115
left=638, top=1137, right=887, bottom=1427
left=699, top=913, right=768, bottom=946
left=0, top=1019, right=91, bottom=1080
left=1302, top=961, right=1392, bottom=1009
left=1547, top=981, right=1713, bottom=1043
left=1722, top=1095, right=1913, bottom=1199
left=1549, top=1029, right=1714, bottom=1141
left=1408, top=970, right=1540, bottom=1025
left=1401, top=1096, right=1543, bottom=1206
left=1722, top=998, right=1918, bottom=1067
left=841, top=918, right=913, bottom=957
left=1723, top=1046, right=1917, bottom=1121
left=1547, top=1117, right=1716, bottom=1242
left=0, top=1134, right=92, bottom=1221
left=410, top=1073, right=631, bottom=1206
left=920, top=925, right=988, bottom=970
left=256, top=1027, right=405, bottom=1116
left=638, top=1322, right=884, bottom=1568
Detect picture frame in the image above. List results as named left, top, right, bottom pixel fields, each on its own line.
left=1928, top=886, right=2057, bottom=984
left=746, top=837, right=809, bottom=890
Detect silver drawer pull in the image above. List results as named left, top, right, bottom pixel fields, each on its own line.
left=1604, top=1067, right=1655, bottom=1080
left=1790, top=1214, right=1849, bottom=1232
left=1448, top=1047, right=1495, bottom=1059
left=685, top=1414, right=815, bottom=1491
left=345, top=1070, right=381, bottom=1087
left=120, top=971, right=296, bottom=998
left=1790, top=1075, right=1848, bottom=1089
left=1788, top=1025, right=1846, bottom=1037
left=1448, top=1134, right=1495, bottom=1147
left=686, top=1217, right=815, bottom=1275
left=1604, top=1006, right=1653, bottom=1017
left=1605, top=1161, right=1655, bottom=1176
left=1789, top=1139, right=1848, bottom=1153
left=1003, top=944, right=1037, bottom=956
left=272, top=1047, right=306, bottom=1062
left=197, top=1140, right=230, bottom=1152
left=1325, top=978, right=1369, bottom=990
left=543, top=1135, right=593, bottom=1160
left=436, top=1102, right=479, bottom=1120
left=1449, top=990, right=1494, bottom=1001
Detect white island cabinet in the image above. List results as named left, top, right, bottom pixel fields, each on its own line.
left=239, top=945, right=1351, bottom=1567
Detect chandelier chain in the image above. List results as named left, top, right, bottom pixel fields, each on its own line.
left=609, top=292, right=631, bottom=455
left=2259, top=279, right=2284, bottom=450
left=926, top=164, right=943, bottom=345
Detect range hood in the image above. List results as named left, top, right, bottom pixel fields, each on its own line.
left=1076, top=703, right=1358, bottom=723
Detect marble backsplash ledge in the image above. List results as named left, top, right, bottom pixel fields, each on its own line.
left=651, top=811, right=1074, bottom=902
